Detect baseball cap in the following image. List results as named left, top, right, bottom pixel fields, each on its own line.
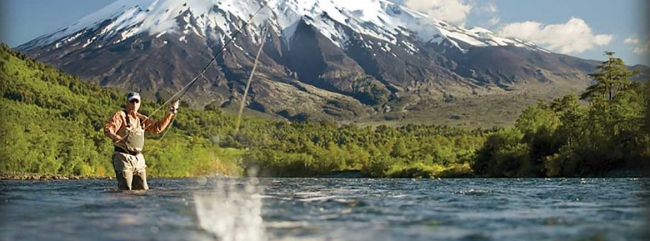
left=127, top=92, right=141, bottom=102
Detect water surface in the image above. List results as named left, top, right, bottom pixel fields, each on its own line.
left=1, top=178, right=648, bottom=241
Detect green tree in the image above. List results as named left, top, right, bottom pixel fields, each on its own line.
left=581, top=51, right=639, bottom=103
left=645, top=81, right=650, bottom=133
left=576, top=51, right=643, bottom=174
left=550, top=95, right=586, bottom=147
left=473, top=128, right=529, bottom=177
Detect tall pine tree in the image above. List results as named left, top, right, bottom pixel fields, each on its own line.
left=579, top=52, right=643, bottom=173
left=646, top=81, right=650, bottom=133
left=581, top=51, right=639, bottom=103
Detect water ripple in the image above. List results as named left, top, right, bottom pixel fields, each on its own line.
left=0, top=178, right=648, bottom=241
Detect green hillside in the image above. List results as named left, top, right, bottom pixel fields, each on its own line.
left=0, top=44, right=244, bottom=177
left=1, top=44, right=648, bottom=178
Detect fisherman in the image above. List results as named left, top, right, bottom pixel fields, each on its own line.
left=104, top=92, right=179, bottom=190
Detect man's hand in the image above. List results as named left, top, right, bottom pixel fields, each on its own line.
left=169, top=100, right=180, bottom=114
left=113, top=135, right=123, bottom=143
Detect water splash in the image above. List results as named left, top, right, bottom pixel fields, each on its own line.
left=194, top=174, right=266, bottom=241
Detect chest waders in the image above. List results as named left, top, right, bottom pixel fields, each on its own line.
left=113, top=111, right=149, bottom=190
left=118, top=110, right=145, bottom=154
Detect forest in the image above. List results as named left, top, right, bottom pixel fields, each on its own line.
left=1, top=44, right=648, bottom=178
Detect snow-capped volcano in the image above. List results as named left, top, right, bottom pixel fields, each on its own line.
left=17, top=0, right=596, bottom=121
left=20, top=0, right=545, bottom=53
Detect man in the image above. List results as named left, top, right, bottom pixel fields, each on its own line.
left=104, top=92, right=179, bottom=190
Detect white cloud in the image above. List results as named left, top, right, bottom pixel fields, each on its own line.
left=404, top=0, right=472, bottom=26
left=624, top=37, right=640, bottom=45
left=472, top=1, right=500, bottom=27
left=497, top=17, right=613, bottom=54
left=625, top=36, right=649, bottom=54
left=488, top=17, right=500, bottom=26
left=633, top=40, right=649, bottom=54
left=478, top=2, right=498, bottom=14
left=401, top=0, right=500, bottom=27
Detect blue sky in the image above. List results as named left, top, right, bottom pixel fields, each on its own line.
left=1, top=0, right=648, bottom=65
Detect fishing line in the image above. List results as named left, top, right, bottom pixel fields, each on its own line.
left=139, top=1, right=271, bottom=143
left=233, top=0, right=278, bottom=134
left=235, top=26, right=269, bottom=134
left=144, top=2, right=271, bottom=120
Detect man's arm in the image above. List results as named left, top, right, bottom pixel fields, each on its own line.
left=140, top=112, right=175, bottom=134
left=104, top=111, right=124, bottom=142
left=140, top=100, right=179, bottom=134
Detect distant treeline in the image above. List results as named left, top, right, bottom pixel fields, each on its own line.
left=1, top=44, right=648, bottom=178
left=474, top=55, right=650, bottom=177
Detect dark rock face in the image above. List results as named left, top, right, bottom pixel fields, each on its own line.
left=20, top=2, right=639, bottom=122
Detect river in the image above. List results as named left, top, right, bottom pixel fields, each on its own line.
left=1, top=178, right=648, bottom=241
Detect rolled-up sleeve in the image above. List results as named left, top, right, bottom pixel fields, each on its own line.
left=140, top=112, right=175, bottom=134
left=104, top=111, right=123, bottom=140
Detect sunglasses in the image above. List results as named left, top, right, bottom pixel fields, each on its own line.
left=129, top=99, right=140, bottom=104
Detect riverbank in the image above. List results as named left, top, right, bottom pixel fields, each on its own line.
left=0, top=173, right=114, bottom=181
left=3, top=168, right=647, bottom=181
left=604, top=169, right=648, bottom=178
left=0, top=172, right=245, bottom=181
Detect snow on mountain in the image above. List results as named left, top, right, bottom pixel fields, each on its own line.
left=17, top=0, right=604, bottom=123
left=19, top=0, right=548, bottom=54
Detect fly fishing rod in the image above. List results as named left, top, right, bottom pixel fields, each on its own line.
left=234, top=0, right=279, bottom=134
left=144, top=1, right=271, bottom=120
left=234, top=25, right=269, bottom=134
left=147, top=1, right=273, bottom=141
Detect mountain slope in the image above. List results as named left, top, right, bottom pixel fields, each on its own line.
left=17, top=0, right=609, bottom=125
